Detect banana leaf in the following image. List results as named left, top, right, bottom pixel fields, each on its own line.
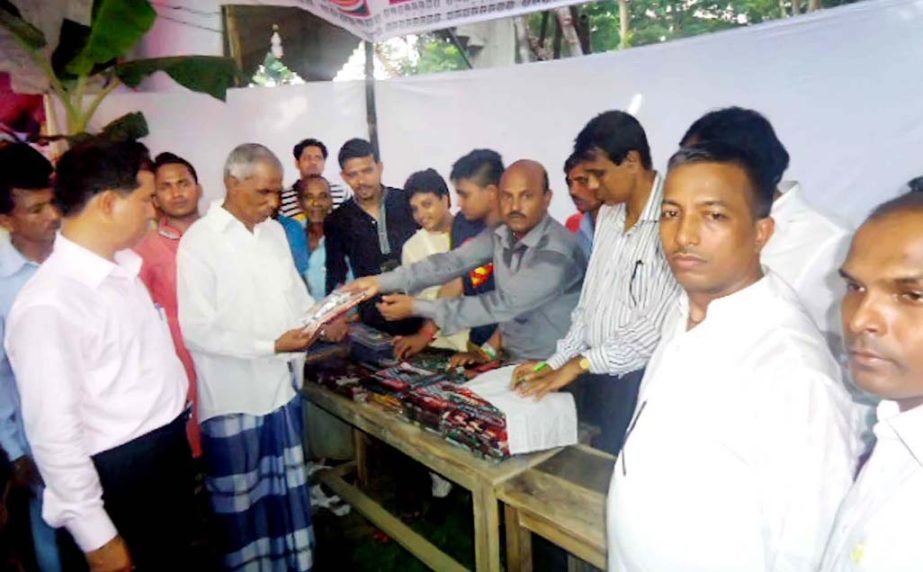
left=116, top=56, right=242, bottom=102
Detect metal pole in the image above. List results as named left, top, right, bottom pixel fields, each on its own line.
left=364, top=41, right=380, bottom=158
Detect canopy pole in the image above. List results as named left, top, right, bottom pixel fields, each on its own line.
left=364, top=41, right=380, bottom=158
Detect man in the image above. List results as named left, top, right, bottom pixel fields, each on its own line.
left=680, top=107, right=851, bottom=349
left=397, top=169, right=468, bottom=354
left=134, top=152, right=203, bottom=458
left=392, top=149, right=505, bottom=359
left=279, top=137, right=350, bottom=222
left=821, top=193, right=923, bottom=570
left=324, top=138, right=420, bottom=335
left=178, top=143, right=345, bottom=571
left=563, top=152, right=602, bottom=258
left=515, top=111, right=679, bottom=455
left=347, top=160, right=587, bottom=361
left=0, top=143, right=62, bottom=571
left=607, top=142, right=857, bottom=571
left=5, top=140, right=194, bottom=571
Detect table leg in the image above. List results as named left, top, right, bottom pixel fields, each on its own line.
left=353, top=429, right=369, bottom=489
left=504, top=503, right=532, bottom=572
left=473, top=483, right=501, bottom=572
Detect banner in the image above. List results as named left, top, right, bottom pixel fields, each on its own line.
left=228, top=0, right=585, bottom=42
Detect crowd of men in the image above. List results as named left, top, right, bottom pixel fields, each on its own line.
left=0, top=105, right=920, bottom=571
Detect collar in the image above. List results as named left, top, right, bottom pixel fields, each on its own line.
left=204, top=199, right=272, bottom=236
left=0, top=240, right=38, bottom=278
left=495, top=214, right=552, bottom=250
left=53, top=233, right=142, bottom=289
left=877, top=400, right=923, bottom=467
left=156, top=217, right=185, bottom=240
left=638, top=172, right=665, bottom=223
left=678, top=270, right=778, bottom=327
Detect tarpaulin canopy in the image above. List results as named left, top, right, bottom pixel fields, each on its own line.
left=228, top=0, right=585, bottom=42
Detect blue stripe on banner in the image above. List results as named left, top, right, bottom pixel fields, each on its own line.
left=202, top=397, right=314, bottom=572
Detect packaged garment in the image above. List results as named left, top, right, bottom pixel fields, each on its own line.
left=348, top=323, right=396, bottom=366
left=301, top=290, right=366, bottom=335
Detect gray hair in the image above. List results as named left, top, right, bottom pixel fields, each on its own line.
left=223, top=143, right=283, bottom=181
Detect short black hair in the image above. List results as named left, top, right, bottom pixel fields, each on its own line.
left=338, top=138, right=378, bottom=169
left=295, top=174, right=331, bottom=203
left=667, top=141, right=773, bottom=218
left=293, top=138, right=328, bottom=161
left=449, top=149, right=504, bottom=188
left=907, top=175, right=923, bottom=193
left=563, top=152, right=582, bottom=177
left=574, top=110, right=653, bottom=170
left=54, top=140, right=152, bottom=216
left=680, top=107, right=790, bottom=189
left=0, top=143, right=53, bottom=215
left=153, top=152, right=198, bottom=183
left=405, top=168, right=450, bottom=200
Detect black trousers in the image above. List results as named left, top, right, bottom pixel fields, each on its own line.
left=574, top=369, right=644, bottom=456
left=89, top=411, right=198, bottom=571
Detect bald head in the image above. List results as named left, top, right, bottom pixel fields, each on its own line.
left=500, top=159, right=552, bottom=238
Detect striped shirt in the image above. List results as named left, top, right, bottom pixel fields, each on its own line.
left=279, top=181, right=352, bottom=223
left=546, top=174, right=680, bottom=375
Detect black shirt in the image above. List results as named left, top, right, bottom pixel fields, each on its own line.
left=450, top=215, right=498, bottom=346
left=324, top=186, right=421, bottom=335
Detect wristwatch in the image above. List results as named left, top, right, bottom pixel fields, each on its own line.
left=578, top=355, right=591, bottom=372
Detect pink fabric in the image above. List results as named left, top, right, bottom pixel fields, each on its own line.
left=565, top=212, right=583, bottom=233
left=134, top=219, right=201, bottom=457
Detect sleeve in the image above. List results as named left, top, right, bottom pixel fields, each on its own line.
left=755, top=365, right=858, bottom=571
left=582, top=258, right=680, bottom=376
left=5, top=304, right=118, bottom=552
left=0, top=315, right=27, bottom=460
left=324, top=215, right=349, bottom=295
left=545, top=305, right=590, bottom=369
left=378, top=229, right=493, bottom=294
left=413, top=250, right=577, bottom=335
left=793, top=230, right=851, bottom=354
left=177, top=241, right=277, bottom=358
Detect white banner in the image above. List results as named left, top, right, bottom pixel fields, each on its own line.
left=228, top=0, right=584, bottom=42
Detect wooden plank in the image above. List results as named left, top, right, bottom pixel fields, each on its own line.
left=472, top=484, right=501, bottom=572
left=519, top=511, right=606, bottom=570
left=317, top=468, right=469, bottom=572
left=505, top=504, right=533, bottom=572
left=533, top=445, right=615, bottom=494
left=352, top=429, right=369, bottom=488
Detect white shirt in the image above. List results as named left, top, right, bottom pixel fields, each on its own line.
left=608, top=272, right=859, bottom=572
left=764, top=181, right=851, bottom=349
left=547, top=174, right=680, bottom=375
left=4, top=234, right=187, bottom=552
left=178, top=201, right=314, bottom=421
left=821, top=401, right=923, bottom=571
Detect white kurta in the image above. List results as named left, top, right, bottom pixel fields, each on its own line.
left=821, top=401, right=923, bottom=571
left=178, top=201, right=315, bottom=421
left=608, top=272, right=859, bottom=572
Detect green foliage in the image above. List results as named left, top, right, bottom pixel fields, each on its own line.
left=396, top=34, right=468, bottom=76
left=250, top=52, right=305, bottom=87
left=118, top=56, right=242, bottom=101
left=66, top=0, right=156, bottom=75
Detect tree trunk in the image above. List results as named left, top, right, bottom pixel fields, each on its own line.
left=792, top=0, right=801, bottom=15
left=807, top=0, right=822, bottom=11
left=619, top=0, right=630, bottom=49
left=513, top=17, right=533, bottom=63
left=555, top=7, right=584, bottom=56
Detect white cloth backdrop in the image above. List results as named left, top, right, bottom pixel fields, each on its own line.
left=89, top=81, right=369, bottom=205
left=91, top=0, right=923, bottom=225
left=376, top=0, right=923, bottom=226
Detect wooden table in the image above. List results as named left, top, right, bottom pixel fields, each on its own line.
left=302, top=382, right=588, bottom=572
left=498, top=444, right=616, bottom=571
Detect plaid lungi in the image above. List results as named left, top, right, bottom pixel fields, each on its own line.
left=201, top=396, right=314, bottom=571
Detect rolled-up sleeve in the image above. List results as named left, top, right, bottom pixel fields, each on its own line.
left=6, top=304, right=117, bottom=552
left=379, top=229, right=493, bottom=294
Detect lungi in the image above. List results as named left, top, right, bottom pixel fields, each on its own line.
left=201, top=396, right=314, bottom=572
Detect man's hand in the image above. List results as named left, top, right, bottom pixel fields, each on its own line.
left=86, top=535, right=133, bottom=572
left=449, top=351, right=489, bottom=369
left=321, top=317, right=349, bottom=343
left=341, top=276, right=381, bottom=298
left=275, top=327, right=318, bottom=353
left=377, top=294, right=416, bottom=321
left=510, top=361, right=547, bottom=388
left=516, top=359, right=583, bottom=401
left=11, top=455, right=43, bottom=490
left=393, top=332, right=431, bottom=360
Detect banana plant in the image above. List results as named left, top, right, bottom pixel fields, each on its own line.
left=0, top=0, right=240, bottom=141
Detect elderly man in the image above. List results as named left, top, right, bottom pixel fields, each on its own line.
left=821, top=193, right=923, bottom=570
left=6, top=141, right=194, bottom=572
left=607, top=142, right=858, bottom=571
left=347, top=159, right=587, bottom=362
left=178, top=144, right=345, bottom=571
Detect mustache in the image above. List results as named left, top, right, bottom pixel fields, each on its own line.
left=508, top=212, right=525, bottom=219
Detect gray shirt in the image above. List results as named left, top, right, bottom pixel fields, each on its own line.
left=379, top=215, right=587, bottom=360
